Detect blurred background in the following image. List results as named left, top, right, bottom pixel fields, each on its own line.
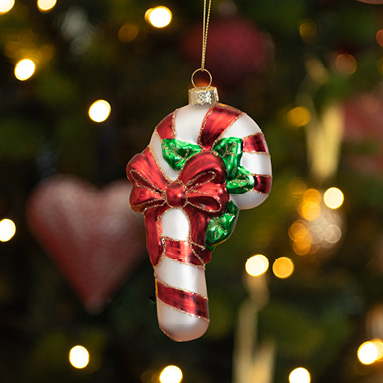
left=0, top=0, right=383, bottom=382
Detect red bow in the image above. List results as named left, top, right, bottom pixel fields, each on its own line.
left=126, top=148, right=229, bottom=266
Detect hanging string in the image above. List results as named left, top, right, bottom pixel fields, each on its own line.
left=191, top=0, right=213, bottom=88
left=201, top=0, right=212, bottom=70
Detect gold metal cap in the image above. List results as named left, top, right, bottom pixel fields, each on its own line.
left=188, top=86, right=219, bottom=106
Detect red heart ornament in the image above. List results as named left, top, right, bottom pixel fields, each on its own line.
left=26, top=175, right=145, bottom=314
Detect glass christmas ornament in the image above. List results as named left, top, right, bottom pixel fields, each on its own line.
left=126, top=84, right=272, bottom=341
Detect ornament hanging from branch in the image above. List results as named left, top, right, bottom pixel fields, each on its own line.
left=126, top=0, right=272, bottom=341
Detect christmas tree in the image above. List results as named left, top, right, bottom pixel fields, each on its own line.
left=0, top=0, right=383, bottom=382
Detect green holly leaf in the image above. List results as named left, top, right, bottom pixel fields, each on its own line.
left=214, top=137, right=255, bottom=194
left=161, top=138, right=201, bottom=171
left=226, top=167, right=255, bottom=194
left=206, top=201, right=239, bottom=248
left=213, top=137, right=243, bottom=179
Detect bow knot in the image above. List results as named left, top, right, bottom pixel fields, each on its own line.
left=166, top=181, right=187, bottom=208
left=126, top=149, right=229, bottom=266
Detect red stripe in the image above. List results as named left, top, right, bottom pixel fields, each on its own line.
left=243, top=133, right=269, bottom=154
left=164, top=239, right=203, bottom=266
left=253, top=175, right=272, bottom=194
left=156, top=280, right=209, bottom=320
left=199, top=104, right=242, bottom=150
left=155, top=113, right=174, bottom=140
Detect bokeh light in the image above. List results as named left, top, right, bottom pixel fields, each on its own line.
left=273, top=257, right=294, bottom=279
left=0, top=219, right=16, bottom=242
left=88, top=100, right=111, bottom=123
left=118, top=22, right=139, bottom=43
left=298, top=189, right=321, bottom=221
left=159, top=365, right=183, bottom=383
left=69, top=345, right=90, bottom=369
left=286, top=106, right=311, bottom=128
left=358, top=341, right=380, bottom=365
left=245, top=254, right=269, bottom=277
left=145, top=6, right=172, bottom=28
left=0, top=0, right=14, bottom=14
left=289, top=367, right=311, bottom=383
left=323, top=187, right=344, bottom=209
left=335, top=53, right=357, bottom=75
left=37, top=0, right=57, bottom=12
left=299, top=20, right=317, bottom=43
left=14, top=59, right=36, bottom=81
left=289, top=178, right=307, bottom=196
left=373, top=339, right=383, bottom=360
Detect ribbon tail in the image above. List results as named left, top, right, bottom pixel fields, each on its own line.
left=144, top=206, right=167, bottom=267
left=183, top=206, right=212, bottom=264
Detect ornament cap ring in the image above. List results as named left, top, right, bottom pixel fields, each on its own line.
left=191, top=68, right=213, bottom=88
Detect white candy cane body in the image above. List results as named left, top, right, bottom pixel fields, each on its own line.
left=144, top=102, right=272, bottom=341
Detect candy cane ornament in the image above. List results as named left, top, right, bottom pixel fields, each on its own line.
left=126, top=86, right=272, bottom=341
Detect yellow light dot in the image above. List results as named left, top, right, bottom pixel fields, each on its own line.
left=373, top=339, right=383, bottom=360
left=303, top=188, right=321, bottom=203
left=118, top=22, right=139, bottom=43
left=292, top=238, right=311, bottom=256
left=14, top=59, right=36, bottom=81
left=0, top=219, right=16, bottom=242
left=273, top=257, right=294, bottom=279
left=0, top=0, right=14, bottom=13
left=299, top=201, right=321, bottom=221
left=88, top=100, right=111, bottom=123
left=245, top=254, right=269, bottom=277
left=335, top=53, right=357, bottom=75
left=145, top=6, right=172, bottom=28
left=159, top=365, right=183, bottom=383
left=286, top=106, right=311, bottom=128
left=37, top=0, right=57, bottom=12
left=69, top=345, right=90, bottom=369
left=289, top=178, right=307, bottom=196
left=299, top=20, right=317, bottom=43
left=323, top=187, right=344, bottom=209
left=289, top=367, right=311, bottom=383
left=358, top=341, right=379, bottom=365
left=288, top=220, right=309, bottom=241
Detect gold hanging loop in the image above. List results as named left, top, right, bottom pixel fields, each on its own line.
left=191, top=68, right=213, bottom=88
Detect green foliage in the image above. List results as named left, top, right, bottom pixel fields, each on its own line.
left=0, top=118, right=43, bottom=159
left=161, top=138, right=201, bottom=171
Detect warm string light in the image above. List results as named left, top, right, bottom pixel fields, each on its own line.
left=145, top=6, right=172, bottom=28
left=357, top=340, right=383, bottom=365
left=286, top=106, right=311, bottom=128
left=88, top=100, right=111, bottom=123
left=290, top=187, right=344, bottom=256
left=0, top=0, right=14, bottom=14
left=37, top=0, right=57, bottom=12
left=245, top=254, right=269, bottom=277
left=273, top=257, right=294, bottom=279
left=159, top=365, right=183, bottom=383
left=323, top=187, right=344, bottom=209
left=69, top=345, right=90, bottom=369
left=14, top=59, right=36, bottom=81
left=289, top=367, right=311, bottom=383
left=0, top=218, right=16, bottom=242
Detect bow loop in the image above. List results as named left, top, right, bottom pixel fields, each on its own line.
left=127, top=148, right=229, bottom=266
